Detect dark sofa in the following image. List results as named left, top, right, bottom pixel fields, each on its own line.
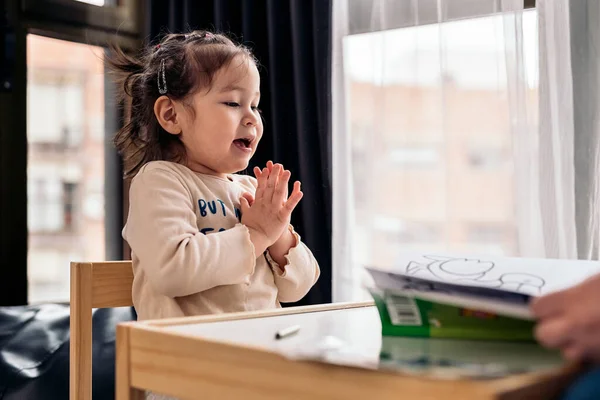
left=0, top=304, right=135, bottom=400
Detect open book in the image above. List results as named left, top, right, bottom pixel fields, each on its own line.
left=365, top=252, right=600, bottom=341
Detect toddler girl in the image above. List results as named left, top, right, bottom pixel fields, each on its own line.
left=106, top=30, right=320, bottom=322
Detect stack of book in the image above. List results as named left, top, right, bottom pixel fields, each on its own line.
left=366, top=252, right=600, bottom=341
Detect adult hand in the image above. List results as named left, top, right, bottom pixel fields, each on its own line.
left=531, top=273, right=600, bottom=362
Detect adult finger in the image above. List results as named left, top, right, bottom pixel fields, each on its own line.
left=573, top=325, right=600, bottom=362
left=534, top=317, right=572, bottom=349
left=530, top=290, right=570, bottom=319
left=563, top=343, right=584, bottom=362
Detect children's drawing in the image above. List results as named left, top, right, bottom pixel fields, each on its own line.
left=405, top=255, right=546, bottom=295
left=496, top=273, right=545, bottom=293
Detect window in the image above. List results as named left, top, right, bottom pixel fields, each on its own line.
left=28, top=74, right=85, bottom=148
left=26, top=34, right=107, bottom=303
left=63, top=182, right=78, bottom=229
left=341, top=7, right=538, bottom=270
left=28, top=178, right=66, bottom=232
left=0, top=0, right=133, bottom=306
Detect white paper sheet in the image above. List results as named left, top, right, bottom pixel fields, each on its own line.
left=387, top=251, right=600, bottom=296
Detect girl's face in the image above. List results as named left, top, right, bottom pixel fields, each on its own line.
left=176, top=56, right=263, bottom=177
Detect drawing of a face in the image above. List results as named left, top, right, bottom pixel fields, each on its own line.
left=439, top=259, right=494, bottom=276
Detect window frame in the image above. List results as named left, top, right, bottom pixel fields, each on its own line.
left=21, top=0, right=142, bottom=36
left=0, top=0, right=140, bottom=305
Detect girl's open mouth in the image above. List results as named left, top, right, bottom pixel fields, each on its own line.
left=233, top=138, right=252, bottom=152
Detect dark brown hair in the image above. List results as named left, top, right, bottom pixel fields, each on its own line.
left=105, top=30, right=257, bottom=178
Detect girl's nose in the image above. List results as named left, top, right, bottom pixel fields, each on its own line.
left=243, top=110, right=259, bottom=127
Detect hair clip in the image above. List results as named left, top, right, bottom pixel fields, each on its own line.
left=158, top=59, right=167, bottom=95
left=204, top=32, right=214, bottom=39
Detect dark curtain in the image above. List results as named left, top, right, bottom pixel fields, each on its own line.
left=144, top=0, right=333, bottom=305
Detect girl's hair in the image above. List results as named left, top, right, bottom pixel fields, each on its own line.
left=105, top=30, right=257, bottom=178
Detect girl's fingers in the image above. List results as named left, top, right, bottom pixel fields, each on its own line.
left=282, top=170, right=290, bottom=199
left=273, top=170, right=291, bottom=206
left=267, top=160, right=274, bottom=172
left=256, top=167, right=269, bottom=200
left=240, top=196, right=250, bottom=214
left=253, top=166, right=262, bottom=179
left=241, top=192, right=255, bottom=206
left=281, top=181, right=303, bottom=217
left=265, top=164, right=281, bottom=201
left=291, top=180, right=301, bottom=196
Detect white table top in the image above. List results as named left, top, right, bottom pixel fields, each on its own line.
left=160, top=305, right=563, bottom=378
left=164, top=306, right=381, bottom=361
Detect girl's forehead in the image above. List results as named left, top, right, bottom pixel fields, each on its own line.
left=213, top=58, right=260, bottom=91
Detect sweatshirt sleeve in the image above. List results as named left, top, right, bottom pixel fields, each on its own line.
left=123, top=167, right=256, bottom=298
left=265, top=225, right=321, bottom=303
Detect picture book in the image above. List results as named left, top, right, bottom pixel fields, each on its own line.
left=365, top=252, right=600, bottom=341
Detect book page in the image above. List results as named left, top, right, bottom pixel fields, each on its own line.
left=386, top=251, right=600, bottom=296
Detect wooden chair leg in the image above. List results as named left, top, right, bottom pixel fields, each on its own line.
left=70, top=262, right=93, bottom=400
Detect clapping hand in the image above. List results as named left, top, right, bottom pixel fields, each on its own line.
left=240, top=162, right=303, bottom=259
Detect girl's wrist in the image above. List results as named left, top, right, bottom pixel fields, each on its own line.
left=268, top=227, right=296, bottom=263
left=247, top=227, right=271, bottom=256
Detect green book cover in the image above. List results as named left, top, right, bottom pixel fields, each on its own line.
left=370, top=288, right=536, bottom=342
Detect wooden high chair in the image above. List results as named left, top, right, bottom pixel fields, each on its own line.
left=70, top=261, right=136, bottom=400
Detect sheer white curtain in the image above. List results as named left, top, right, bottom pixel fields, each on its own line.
left=332, top=0, right=600, bottom=303
left=534, top=0, right=578, bottom=258
left=536, top=0, right=600, bottom=260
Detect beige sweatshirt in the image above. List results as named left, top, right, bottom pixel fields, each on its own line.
left=122, top=161, right=321, bottom=321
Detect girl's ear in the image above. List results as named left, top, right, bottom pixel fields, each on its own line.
left=153, top=96, right=182, bottom=135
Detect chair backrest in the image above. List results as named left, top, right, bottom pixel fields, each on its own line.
left=70, top=261, right=134, bottom=400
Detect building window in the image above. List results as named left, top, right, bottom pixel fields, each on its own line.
left=63, top=182, right=78, bottom=230
left=28, top=178, right=65, bottom=232
left=28, top=77, right=84, bottom=149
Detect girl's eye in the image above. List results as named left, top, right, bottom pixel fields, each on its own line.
left=252, top=106, right=262, bottom=113
left=224, top=102, right=240, bottom=107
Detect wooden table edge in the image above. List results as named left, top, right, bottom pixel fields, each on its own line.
left=133, top=300, right=375, bottom=328
left=116, top=300, right=581, bottom=400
